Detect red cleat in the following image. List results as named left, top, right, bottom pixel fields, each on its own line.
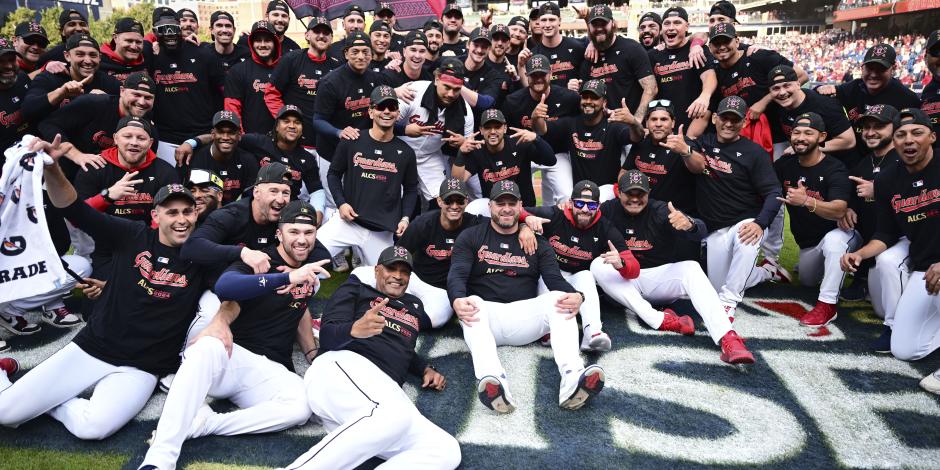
left=719, top=331, right=755, bottom=364
left=800, top=301, right=838, bottom=327
left=0, top=357, right=19, bottom=377
left=659, top=309, right=695, bottom=336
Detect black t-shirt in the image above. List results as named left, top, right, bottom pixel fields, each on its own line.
left=381, top=66, right=433, bottom=89
left=461, top=58, right=506, bottom=104
left=269, top=49, right=341, bottom=148
left=439, top=40, right=467, bottom=57
left=73, top=156, right=179, bottom=222
left=99, top=42, right=151, bottom=83
left=328, top=133, right=419, bottom=232
left=320, top=275, right=430, bottom=385
left=369, top=57, right=393, bottom=74
left=225, top=59, right=276, bottom=134
left=835, top=78, right=921, bottom=154
left=187, top=146, right=260, bottom=204
left=22, top=69, right=121, bottom=122
left=690, top=133, right=781, bottom=231
left=455, top=137, right=556, bottom=206
left=64, top=200, right=209, bottom=375
left=872, top=156, right=940, bottom=271
left=923, top=80, right=940, bottom=145
left=398, top=210, right=484, bottom=289
left=713, top=49, right=792, bottom=107
left=525, top=206, right=628, bottom=273
left=183, top=196, right=282, bottom=268
left=774, top=155, right=852, bottom=248
left=201, top=42, right=250, bottom=73
left=622, top=135, right=697, bottom=214
left=0, top=72, right=32, bottom=156
left=36, top=43, right=66, bottom=68
left=37, top=94, right=158, bottom=156
left=581, top=36, right=652, bottom=112
left=849, top=148, right=899, bottom=241
left=600, top=198, right=703, bottom=268
left=545, top=116, right=635, bottom=185
left=531, top=37, right=585, bottom=87
left=227, top=245, right=328, bottom=370
left=502, top=85, right=581, bottom=153
left=326, top=40, right=347, bottom=63
left=447, top=222, right=576, bottom=304
left=778, top=89, right=859, bottom=167
left=238, top=133, right=320, bottom=198
left=149, top=43, right=225, bottom=144
left=313, top=64, right=382, bottom=161
left=648, top=41, right=715, bottom=127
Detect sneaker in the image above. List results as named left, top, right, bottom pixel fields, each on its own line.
left=351, top=253, right=362, bottom=269
left=0, top=313, right=41, bottom=335
left=0, top=340, right=8, bottom=353
left=658, top=309, right=695, bottom=336
left=839, top=278, right=869, bottom=302
left=477, top=376, right=515, bottom=414
left=800, top=301, right=838, bottom=327
left=580, top=331, right=612, bottom=352
left=872, top=326, right=892, bottom=353
left=41, top=307, right=83, bottom=328
left=158, top=374, right=175, bottom=393
left=0, top=357, right=19, bottom=377
left=331, top=253, right=349, bottom=272
left=719, top=331, right=755, bottom=364
left=538, top=333, right=551, bottom=347
left=920, top=368, right=940, bottom=395
left=758, top=258, right=792, bottom=284
left=559, top=365, right=605, bottom=410
left=722, top=304, right=736, bottom=323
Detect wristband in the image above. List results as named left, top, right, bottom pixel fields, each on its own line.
left=184, top=138, right=199, bottom=149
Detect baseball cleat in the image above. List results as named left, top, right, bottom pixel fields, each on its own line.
left=0, top=313, right=41, bottom=335
left=559, top=365, right=605, bottom=410
left=477, top=376, right=515, bottom=414
left=158, top=374, right=175, bottom=393
left=0, top=357, right=19, bottom=377
left=758, top=258, right=792, bottom=284
left=41, top=306, right=83, bottom=328
left=719, top=331, right=755, bottom=365
left=311, top=317, right=321, bottom=338
left=581, top=331, right=612, bottom=352
left=839, top=278, right=869, bottom=302
left=538, top=333, right=551, bottom=347
left=920, top=368, right=940, bottom=395
left=0, top=340, right=9, bottom=353
left=871, top=326, right=892, bottom=353
left=800, top=301, right=838, bottom=327
left=658, top=309, right=695, bottom=336
left=331, top=253, right=349, bottom=272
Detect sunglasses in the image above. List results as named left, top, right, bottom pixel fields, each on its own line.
left=443, top=196, right=467, bottom=206
left=572, top=199, right=599, bottom=211
left=23, top=37, right=48, bottom=47
left=155, top=24, right=181, bottom=36
left=374, top=102, right=399, bottom=112
left=649, top=99, right=672, bottom=108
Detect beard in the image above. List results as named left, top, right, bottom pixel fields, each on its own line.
left=793, top=141, right=819, bottom=156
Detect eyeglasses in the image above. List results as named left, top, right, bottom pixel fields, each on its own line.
left=443, top=196, right=467, bottom=206
left=649, top=99, right=672, bottom=108
left=155, top=24, right=181, bottom=36
left=374, top=102, right=399, bottom=112
left=572, top=199, right=599, bottom=211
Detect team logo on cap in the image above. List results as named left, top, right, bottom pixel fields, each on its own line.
left=25, top=22, right=42, bottom=34
left=629, top=171, right=643, bottom=184
left=445, top=178, right=462, bottom=190
left=378, top=86, right=394, bottom=97
left=284, top=104, right=300, bottom=112
left=725, top=96, right=742, bottom=108
left=592, top=6, right=607, bottom=16
left=586, top=79, right=603, bottom=88
left=871, top=45, right=889, bottom=58
left=483, top=109, right=500, bottom=120
left=714, top=23, right=730, bottom=33
left=166, top=184, right=186, bottom=193
left=530, top=56, right=544, bottom=68
left=498, top=180, right=514, bottom=190
left=393, top=246, right=409, bottom=258
left=218, top=110, right=236, bottom=120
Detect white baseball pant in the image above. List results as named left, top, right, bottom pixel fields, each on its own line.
left=465, top=174, right=483, bottom=200
left=796, top=229, right=861, bottom=304
left=460, top=291, right=584, bottom=399
left=465, top=198, right=490, bottom=217
left=416, top=152, right=449, bottom=203
left=889, top=272, right=940, bottom=361
left=316, top=217, right=393, bottom=266
left=705, top=218, right=769, bottom=308
left=314, top=151, right=337, bottom=223
left=598, top=184, right=615, bottom=203
left=142, top=337, right=310, bottom=470
left=0, top=342, right=156, bottom=439
left=868, top=238, right=910, bottom=326
left=761, top=206, right=786, bottom=263
left=156, top=141, right=180, bottom=167
left=350, top=266, right=453, bottom=327
left=285, top=350, right=461, bottom=470
left=537, top=269, right=603, bottom=337
left=591, top=258, right=733, bottom=343
left=66, top=220, right=95, bottom=259
left=0, top=255, right=90, bottom=315
left=532, top=153, right=573, bottom=206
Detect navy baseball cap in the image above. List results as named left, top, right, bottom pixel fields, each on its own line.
left=307, top=17, right=332, bottom=32
left=526, top=54, right=551, bottom=76
left=481, top=108, right=506, bottom=126
left=404, top=31, right=428, bottom=49
left=59, top=9, right=87, bottom=29
left=123, top=72, right=155, bottom=93
left=114, top=18, right=144, bottom=35
left=276, top=104, right=304, bottom=120
left=344, top=31, right=370, bottom=50
left=709, top=0, right=738, bottom=22
left=864, top=44, right=896, bottom=69
left=65, top=33, right=98, bottom=51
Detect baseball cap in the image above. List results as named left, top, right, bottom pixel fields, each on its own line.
left=572, top=180, right=600, bottom=202
left=716, top=95, right=747, bottom=118
left=279, top=200, right=317, bottom=224
left=897, top=108, right=932, bottom=129
left=344, top=4, right=365, bottom=18
left=859, top=104, right=899, bottom=125
left=210, top=11, right=235, bottom=26
left=709, top=23, right=736, bottom=42
left=0, top=38, right=17, bottom=57
left=588, top=5, right=614, bottom=23
left=423, top=19, right=444, bottom=33
left=116, top=115, right=153, bottom=137
left=276, top=104, right=304, bottom=120
left=344, top=31, right=370, bottom=50
left=928, top=30, right=940, bottom=56
left=526, top=54, right=551, bottom=76
left=490, top=24, right=511, bottom=40
left=481, top=108, right=506, bottom=126
left=370, top=21, right=392, bottom=34
left=123, top=72, right=155, bottom=93
left=508, top=16, right=529, bottom=29
left=529, top=7, right=541, bottom=20
left=768, top=65, right=799, bottom=85
left=619, top=170, right=650, bottom=193
left=154, top=184, right=196, bottom=207
left=469, top=27, right=491, bottom=45
left=439, top=177, right=470, bottom=199
left=307, top=17, right=332, bottom=32
left=647, top=99, right=675, bottom=117
left=186, top=169, right=224, bottom=192
left=863, top=44, right=896, bottom=69
left=443, top=3, right=462, bottom=17
left=539, top=2, right=561, bottom=18
left=212, top=110, right=241, bottom=129
left=792, top=112, right=826, bottom=133
left=404, top=30, right=428, bottom=49
left=370, top=85, right=398, bottom=107
left=114, top=18, right=144, bottom=35
left=256, top=162, right=292, bottom=185
left=378, top=245, right=413, bottom=269
left=15, top=22, right=47, bottom=43
left=377, top=2, right=395, bottom=16
left=709, top=0, right=738, bottom=22
left=250, top=20, right=277, bottom=37
left=490, top=179, right=521, bottom=200
left=59, top=9, right=87, bottom=29
left=638, top=12, right=662, bottom=26
left=437, top=57, right=465, bottom=83
left=580, top=79, right=607, bottom=99
left=65, top=33, right=99, bottom=51
left=267, top=0, right=291, bottom=14
left=177, top=8, right=198, bottom=22
left=152, top=7, right=178, bottom=25
left=663, top=7, right=689, bottom=22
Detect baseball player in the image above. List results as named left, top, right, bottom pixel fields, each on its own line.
left=661, top=95, right=784, bottom=319
left=381, top=31, right=433, bottom=88
left=184, top=168, right=224, bottom=223
left=521, top=180, right=638, bottom=352
left=0, top=137, right=209, bottom=439
left=368, top=21, right=393, bottom=74
left=224, top=20, right=281, bottom=134
left=774, top=113, right=857, bottom=327
left=325, top=5, right=367, bottom=63
left=448, top=180, right=605, bottom=413
left=320, top=85, right=418, bottom=265
left=637, top=12, right=662, bottom=50
left=841, top=108, right=940, bottom=368
left=36, top=8, right=89, bottom=67
left=201, top=11, right=249, bottom=74
left=531, top=2, right=584, bottom=88
left=140, top=200, right=328, bottom=470
left=184, top=111, right=259, bottom=206
left=236, top=1, right=301, bottom=54
left=922, top=31, right=940, bottom=144
left=98, top=18, right=149, bottom=83
left=439, top=3, right=467, bottom=57
left=592, top=170, right=754, bottom=364
left=284, top=246, right=460, bottom=470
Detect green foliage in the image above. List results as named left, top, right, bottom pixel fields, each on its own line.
left=1, top=3, right=155, bottom=46
left=89, top=3, right=155, bottom=44
left=39, top=6, right=65, bottom=45
left=0, top=7, right=38, bottom=40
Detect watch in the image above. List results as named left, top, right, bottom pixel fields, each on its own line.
left=100, top=188, right=114, bottom=203
left=575, top=291, right=585, bottom=303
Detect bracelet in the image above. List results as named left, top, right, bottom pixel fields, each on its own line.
left=304, top=348, right=318, bottom=357
left=808, top=198, right=818, bottom=213
left=184, top=138, right=199, bottom=149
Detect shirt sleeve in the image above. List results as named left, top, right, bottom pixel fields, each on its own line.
left=527, top=138, right=557, bottom=166
left=625, top=40, right=654, bottom=79
left=446, top=229, right=476, bottom=304
left=60, top=198, right=143, bottom=250
left=327, top=141, right=350, bottom=207
left=180, top=208, right=245, bottom=264
left=826, top=161, right=852, bottom=203
left=318, top=278, right=361, bottom=352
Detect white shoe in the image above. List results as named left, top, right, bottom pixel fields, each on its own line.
left=920, top=368, right=940, bottom=395
left=0, top=340, right=8, bottom=353
left=477, top=375, right=515, bottom=414
left=41, top=307, right=83, bottom=328
left=0, top=312, right=41, bottom=335
left=580, top=330, right=612, bottom=352
left=158, top=373, right=175, bottom=393
left=351, top=253, right=362, bottom=268
left=559, top=365, right=605, bottom=410
left=332, top=253, right=349, bottom=272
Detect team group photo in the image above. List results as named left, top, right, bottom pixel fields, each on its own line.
left=0, top=0, right=937, bottom=467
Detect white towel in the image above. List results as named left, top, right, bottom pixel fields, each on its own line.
left=0, top=135, right=68, bottom=303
